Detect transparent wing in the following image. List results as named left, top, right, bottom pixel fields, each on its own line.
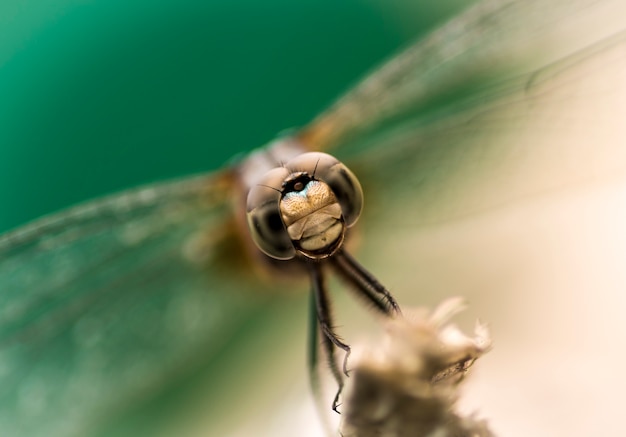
left=298, top=0, right=626, bottom=225
left=301, top=0, right=625, bottom=156
left=0, top=173, right=308, bottom=437
left=357, top=30, right=626, bottom=229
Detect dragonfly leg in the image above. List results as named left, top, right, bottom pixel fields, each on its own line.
left=308, top=262, right=350, bottom=412
left=330, top=249, right=401, bottom=316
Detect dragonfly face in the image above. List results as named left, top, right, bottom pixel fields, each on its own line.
left=246, top=151, right=363, bottom=260
left=2, top=0, right=626, bottom=436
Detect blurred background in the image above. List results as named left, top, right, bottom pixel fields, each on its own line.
left=3, top=2, right=626, bottom=437
left=0, top=0, right=469, bottom=234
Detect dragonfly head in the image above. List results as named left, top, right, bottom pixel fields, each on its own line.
left=246, top=152, right=363, bottom=260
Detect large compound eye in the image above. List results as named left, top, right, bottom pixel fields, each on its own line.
left=246, top=167, right=296, bottom=260
left=285, top=152, right=363, bottom=227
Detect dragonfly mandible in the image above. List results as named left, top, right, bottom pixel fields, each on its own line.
left=1, top=0, right=626, bottom=436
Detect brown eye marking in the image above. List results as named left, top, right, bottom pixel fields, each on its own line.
left=281, top=173, right=312, bottom=194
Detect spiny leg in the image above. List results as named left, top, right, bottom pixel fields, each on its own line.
left=307, top=288, right=340, bottom=413
left=308, top=261, right=350, bottom=412
left=330, top=249, right=401, bottom=316
left=307, top=287, right=321, bottom=400
left=307, top=291, right=335, bottom=433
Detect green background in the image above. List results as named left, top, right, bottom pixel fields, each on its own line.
left=0, top=0, right=469, bottom=234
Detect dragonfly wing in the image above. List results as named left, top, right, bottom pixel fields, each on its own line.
left=0, top=173, right=309, bottom=436
left=301, top=0, right=625, bottom=158
left=295, top=0, right=626, bottom=232
left=356, top=28, right=626, bottom=227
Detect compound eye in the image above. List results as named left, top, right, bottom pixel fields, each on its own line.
left=246, top=167, right=296, bottom=260
left=285, top=152, right=363, bottom=227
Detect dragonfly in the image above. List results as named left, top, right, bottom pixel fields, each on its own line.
left=1, top=0, right=626, bottom=436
